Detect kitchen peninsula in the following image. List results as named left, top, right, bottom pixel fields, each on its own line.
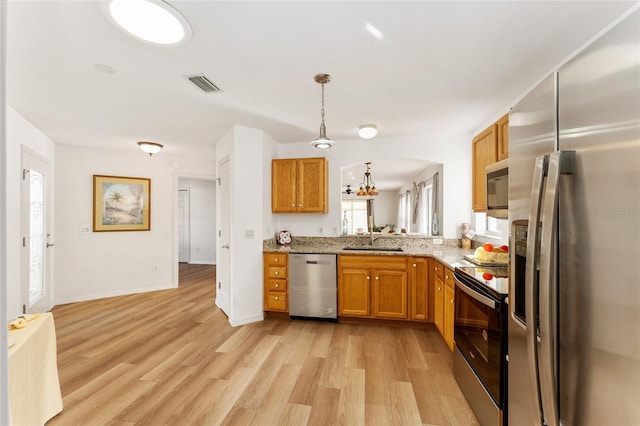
left=263, top=235, right=476, bottom=351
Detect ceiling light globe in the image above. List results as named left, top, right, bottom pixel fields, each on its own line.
left=358, top=124, right=378, bottom=139
left=102, top=0, right=191, bottom=47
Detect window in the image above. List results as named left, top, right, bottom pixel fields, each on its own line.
left=341, top=200, right=368, bottom=234
left=474, top=212, right=507, bottom=238
left=397, top=191, right=411, bottom=232
left=417, top=183, right=433, bottom=235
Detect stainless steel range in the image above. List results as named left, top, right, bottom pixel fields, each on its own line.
left=453, top=265, right=509, bottom=426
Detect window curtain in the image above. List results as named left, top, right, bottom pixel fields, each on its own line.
left=432, top=172, right=440, bottom=236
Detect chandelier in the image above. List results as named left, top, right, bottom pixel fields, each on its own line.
left=357, top=162, right=378, bottom=196
left=310, top=73, right=334, bottom=149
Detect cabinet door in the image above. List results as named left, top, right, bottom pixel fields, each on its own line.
left=338, top=269, right=371, bottom=317
left=298, top=158, right=327, bottom=213
left=434, top=275, right=444, bottom=334
left=497, top=114, right=509, bottom=161
left=373, top=270, right=408, bottom=319
left=472, top=124, right=498, bottom=212
left=409, top=257, right=429, bottom=321
left=272, top=159, right=297, bottom=212
left=443, top=283, right=455, bottom=351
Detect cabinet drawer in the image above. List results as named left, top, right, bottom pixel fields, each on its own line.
left=433, top=261, right=445, bottom=280
left=266, top=279, right=287, bottom=292
left=445, top=267, right=455, bottom=290
left=265, top=253, right=288, bottom=266
left=265, top=291, right=287, bottom=311
left=267, top=266, right=287, bottom=279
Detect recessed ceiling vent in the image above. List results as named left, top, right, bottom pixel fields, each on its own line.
left=186, top=74, right=220, bottom=93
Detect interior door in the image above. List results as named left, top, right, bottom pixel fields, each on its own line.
left=216, top=157, right=231, bottom=315
left=178, top=189, right=190, bottom=263
left=21, top=150, right=53, bottom=314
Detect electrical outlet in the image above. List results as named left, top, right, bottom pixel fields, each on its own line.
left=318, top=226, right=324, bottom=235
left=332, top=227, right=338, bottom=235
left=433, top=238, right=443, bottom=245
left=245, top=229, right=254, bottom=238
left=80, top=225, right=90, bottom=233
left=152, top=265, right=159, bottom=271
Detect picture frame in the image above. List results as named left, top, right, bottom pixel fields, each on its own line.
left=93, top=175, right=151, bottom=232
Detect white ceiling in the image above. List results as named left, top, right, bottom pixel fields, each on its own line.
left=6, top=0, right=636, bottom=164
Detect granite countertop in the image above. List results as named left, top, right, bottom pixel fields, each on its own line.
left=264, top=235, right=476, bottom=270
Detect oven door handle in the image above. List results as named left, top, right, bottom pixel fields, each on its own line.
left=454, top=276, right=498, bottom=309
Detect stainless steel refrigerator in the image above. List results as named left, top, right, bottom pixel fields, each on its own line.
left=507, top=8, right=640, bottom=426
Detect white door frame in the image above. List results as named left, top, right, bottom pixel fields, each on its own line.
left=178, top=189, right=190, bottom=263
left=172, top=173, right=215, bottom=287
left=216, top=157, right=231, bottom=315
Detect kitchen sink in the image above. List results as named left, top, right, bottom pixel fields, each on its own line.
left=342, top=246, right=403, bottom=252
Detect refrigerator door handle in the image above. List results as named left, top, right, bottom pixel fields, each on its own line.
left=538, top=151, right=575, bottom=426
left=525, top=154, right=548, bottom=424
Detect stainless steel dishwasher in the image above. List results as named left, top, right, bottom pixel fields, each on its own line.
left=289, top=253, right=337, bottom=320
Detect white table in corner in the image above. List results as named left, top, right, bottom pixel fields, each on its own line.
left=8, top=312, right=63, bottom=426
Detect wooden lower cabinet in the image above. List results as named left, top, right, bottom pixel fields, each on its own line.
left=338, top=268, right=371, bottom=316
left=263, top=253, right=288, bottom=312
left=409, top=257, right=430, bottom=321
left=338, top=255, right=408, bottom=320
left=443, top=267, right=456, bottom=351
left=433, top=260, right=445, bottom=334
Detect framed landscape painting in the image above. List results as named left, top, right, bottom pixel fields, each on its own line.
left=93, top=175, right=151, bottom=232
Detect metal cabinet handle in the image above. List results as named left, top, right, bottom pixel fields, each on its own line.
left=275, top=283, right=279, bottom=288
left=275, top=258, right=279, bottom=262
left=298, top=204, right=302, bottom=207
left=275, top=271, right=279, bottom=275
left=275, top=296, right=279, bottom=300
left=367, top=276, right=370, bottom=280
left=291, top=204, right=295, bottom=207
left=412, top=263, right=416, bottom=267
left=375, top=276, right=379, bottom=280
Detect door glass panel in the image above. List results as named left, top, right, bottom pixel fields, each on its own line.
left=29, top=169, right=45, bottom=303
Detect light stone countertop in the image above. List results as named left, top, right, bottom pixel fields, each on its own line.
left=264, top=235, right=477, bottom=270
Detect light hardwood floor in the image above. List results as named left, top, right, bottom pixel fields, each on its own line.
left=47, top=263, right=479, bottom=425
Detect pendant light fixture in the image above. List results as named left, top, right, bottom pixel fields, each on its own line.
left=137, top=141, right=163, bottom=156
left=357, top=162, right=378, bottom=196
left=311, top=73, right=334, bottom=149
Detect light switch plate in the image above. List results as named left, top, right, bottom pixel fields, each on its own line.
left=433, top=238, right=443, bottom=245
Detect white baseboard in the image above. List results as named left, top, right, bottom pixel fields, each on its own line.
left=188, top=260, right=216, bottom=265
left=54, top=283, right=175, bottom=306
left=229, top=312, right=265, bottom=327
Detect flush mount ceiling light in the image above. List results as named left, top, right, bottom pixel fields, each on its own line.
left=311, top=73, right=335, bottom=149
left=138, top=141, right=163, bottom=156
left=101, top=0, right=191, bottom=47
left=357, top=162, right=378, bottom=196
left=358, top=124, right=378, bottom=139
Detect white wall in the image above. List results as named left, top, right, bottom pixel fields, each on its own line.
left=274, top=130, right=472, bottom=239
left=6, top=106, right=56, bottom=319
left=178, top=178, right=216, bottom=264
left=216, top=125, right=270, bottom=326
left=54, top=144, right=215, bottom=305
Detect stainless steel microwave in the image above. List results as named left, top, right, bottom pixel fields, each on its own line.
left=486, top=159, right=508, bottom=218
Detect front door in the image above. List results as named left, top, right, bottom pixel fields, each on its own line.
left=21, top=149, right=54, bottom=313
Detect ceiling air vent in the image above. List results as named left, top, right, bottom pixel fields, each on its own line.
left=186, top=74, right=220, bottom=93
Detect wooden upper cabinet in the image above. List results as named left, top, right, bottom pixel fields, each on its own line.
left=472, top=124, right=498, bottom=212
left=497, top=114, right=509, bottom=161
left=272, top=157, right=328, bottom=213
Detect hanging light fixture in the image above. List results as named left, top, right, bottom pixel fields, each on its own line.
left=311, top=73, right=334, bottom=149
left=357, top=162, right=378, bottom=196
left=137, top=141, right=163, bottom=156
